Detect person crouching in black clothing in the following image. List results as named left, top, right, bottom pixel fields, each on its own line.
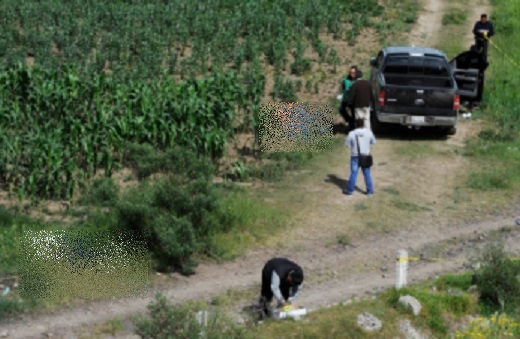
left=259, top=258, right=304, bottom=317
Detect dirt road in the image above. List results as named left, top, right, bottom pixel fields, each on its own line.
left=2, top=0, right=512, bottom=338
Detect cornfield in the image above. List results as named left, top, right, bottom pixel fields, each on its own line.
left=0, top=63, right=244, bottom=200
left=0, top=0, right=414, bottom=201
left=0, top=0, right=384, bottom=79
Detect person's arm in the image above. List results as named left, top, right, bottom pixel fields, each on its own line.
left=347, top=83, right=355, bottom=107
left=472, top=22, right=479, bottom=37
left=270, top=271, right=284, bottom=303
left=288, top=283, right=303, bottom=302
left=488, top=23, right=494, bottom=37
left=370, top=131, right=376, bottom=145
left=345, top=134, right=352, bottom=149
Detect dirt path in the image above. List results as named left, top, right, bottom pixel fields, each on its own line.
left=409, top=0, right=445, bottom=47
left=1, top=1, right=507, bottom=338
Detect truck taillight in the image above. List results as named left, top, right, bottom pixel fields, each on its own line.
left=378, top=90, right=385, bottom=106
left=454, top=94, right=460, bottom=110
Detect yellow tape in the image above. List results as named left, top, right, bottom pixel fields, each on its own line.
left=484, top=36, right=520, bottom=69
left=397, top=256, right=520, bottom=263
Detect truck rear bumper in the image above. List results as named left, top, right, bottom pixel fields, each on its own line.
left=377, top=112, right=457, bottom=127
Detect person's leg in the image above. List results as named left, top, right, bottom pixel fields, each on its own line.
left=260, top=269, right=274, bottom=315
left=261, top=268, right=273, bottom=302
left=349, top=106, right=356, bottom=130
left=360, top=107, right=371, bottom=130
left=482, top=41, right=488, bottom=65
left=345, top=157, right=359, bottom=195
left=339, top=101, right=349, bottom=123
left=362, top=167, right=374, bottom=195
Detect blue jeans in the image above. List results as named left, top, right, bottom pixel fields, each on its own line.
left=345, top=157, right=374, bottom=195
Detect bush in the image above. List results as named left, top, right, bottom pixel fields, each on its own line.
left=80, top=177, right=120, bottom=206
left=123, top=143, right=216, bottom=181
left=134, top=293, right=244, bottom=339
left=442, top=10, right=467, bottom=25
left=476, top=241, right=520, bottom=315
left=114, top=147, right=230, bottom=274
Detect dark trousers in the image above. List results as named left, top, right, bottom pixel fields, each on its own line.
left=261, top=271, right=290, bottom=303
left=339, top=101, right=355, bottom=130
left=475, top=38, right=489, bottom=65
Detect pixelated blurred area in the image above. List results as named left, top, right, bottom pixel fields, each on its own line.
left=259, top=102, right=333, bottom=153
left=18, top=229, right=149, bottom=300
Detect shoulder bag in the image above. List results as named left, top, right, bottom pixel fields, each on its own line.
left=355, top=134, right=373, bottom=168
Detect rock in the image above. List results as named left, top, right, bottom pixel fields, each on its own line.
left=399, top=319, right=427, bottom=339
left=467, top=285, right=478, bottom=293
left=42, top=332, right=54, bottom=338
left=515, top=217, right=520, bottom=226
left=357, top=312, right=382, bottom=332
left=399, top=295, right=422, bottom=316
left=0, top=330, right=8, bottom=338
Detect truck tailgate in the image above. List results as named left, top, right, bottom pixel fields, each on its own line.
left=383, top=87, right=456, bottom=116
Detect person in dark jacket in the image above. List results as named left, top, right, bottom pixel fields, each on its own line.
left=347, top=73, right=374, bottom=131
left=472, top=14, right=494, bottom=64
left=339, top=66, right=358, bottom=130
left=259, top=258, right=304, bottom=316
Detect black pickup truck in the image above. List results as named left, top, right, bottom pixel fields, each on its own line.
left=369, top=46, right=461, bottom=136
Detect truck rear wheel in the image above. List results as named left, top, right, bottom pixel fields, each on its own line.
left=439, top=126, right=456, bottom=136
left=371, top=110, right=388, bottom=134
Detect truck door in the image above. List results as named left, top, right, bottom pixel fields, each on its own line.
left=449, top=50, right=486, bottom=100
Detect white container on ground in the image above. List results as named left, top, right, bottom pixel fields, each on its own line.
left=272, top=307, right=307, bottom=320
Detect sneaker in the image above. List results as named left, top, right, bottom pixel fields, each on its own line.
left=367, top=192, right=374, bottom=197
left=343, top=190, right=353, bottom=196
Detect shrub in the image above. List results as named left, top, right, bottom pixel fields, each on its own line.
left=442, top=10, right=467, bottom=25
left=476, top=241, right=520, bottom=314
left=134, top=293, right=244, bottom=339
left=114, top=147, right=229, bottom=274
left=80, top=177, right=120, bottom=206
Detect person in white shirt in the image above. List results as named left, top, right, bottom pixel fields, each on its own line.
left=344, top=119, right=376, bottom=196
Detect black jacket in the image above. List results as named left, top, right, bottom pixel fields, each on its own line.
left=262, top=258, right=303, bottom=298
left=473, top=21, right=494, bottom=39
left=347, top=79, right=373, bottom=108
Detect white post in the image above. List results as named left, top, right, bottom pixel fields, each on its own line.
left=195, top=310, right=208, bottom=339
left=396, top=249, right=408, bottom=290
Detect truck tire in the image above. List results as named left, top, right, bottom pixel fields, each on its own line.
left=371, top=110, right=388, bottom=134
left=439, top=126, right=456, bottom=136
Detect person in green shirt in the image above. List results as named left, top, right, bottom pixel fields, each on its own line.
left=339, top=66, right=358, bottom=131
